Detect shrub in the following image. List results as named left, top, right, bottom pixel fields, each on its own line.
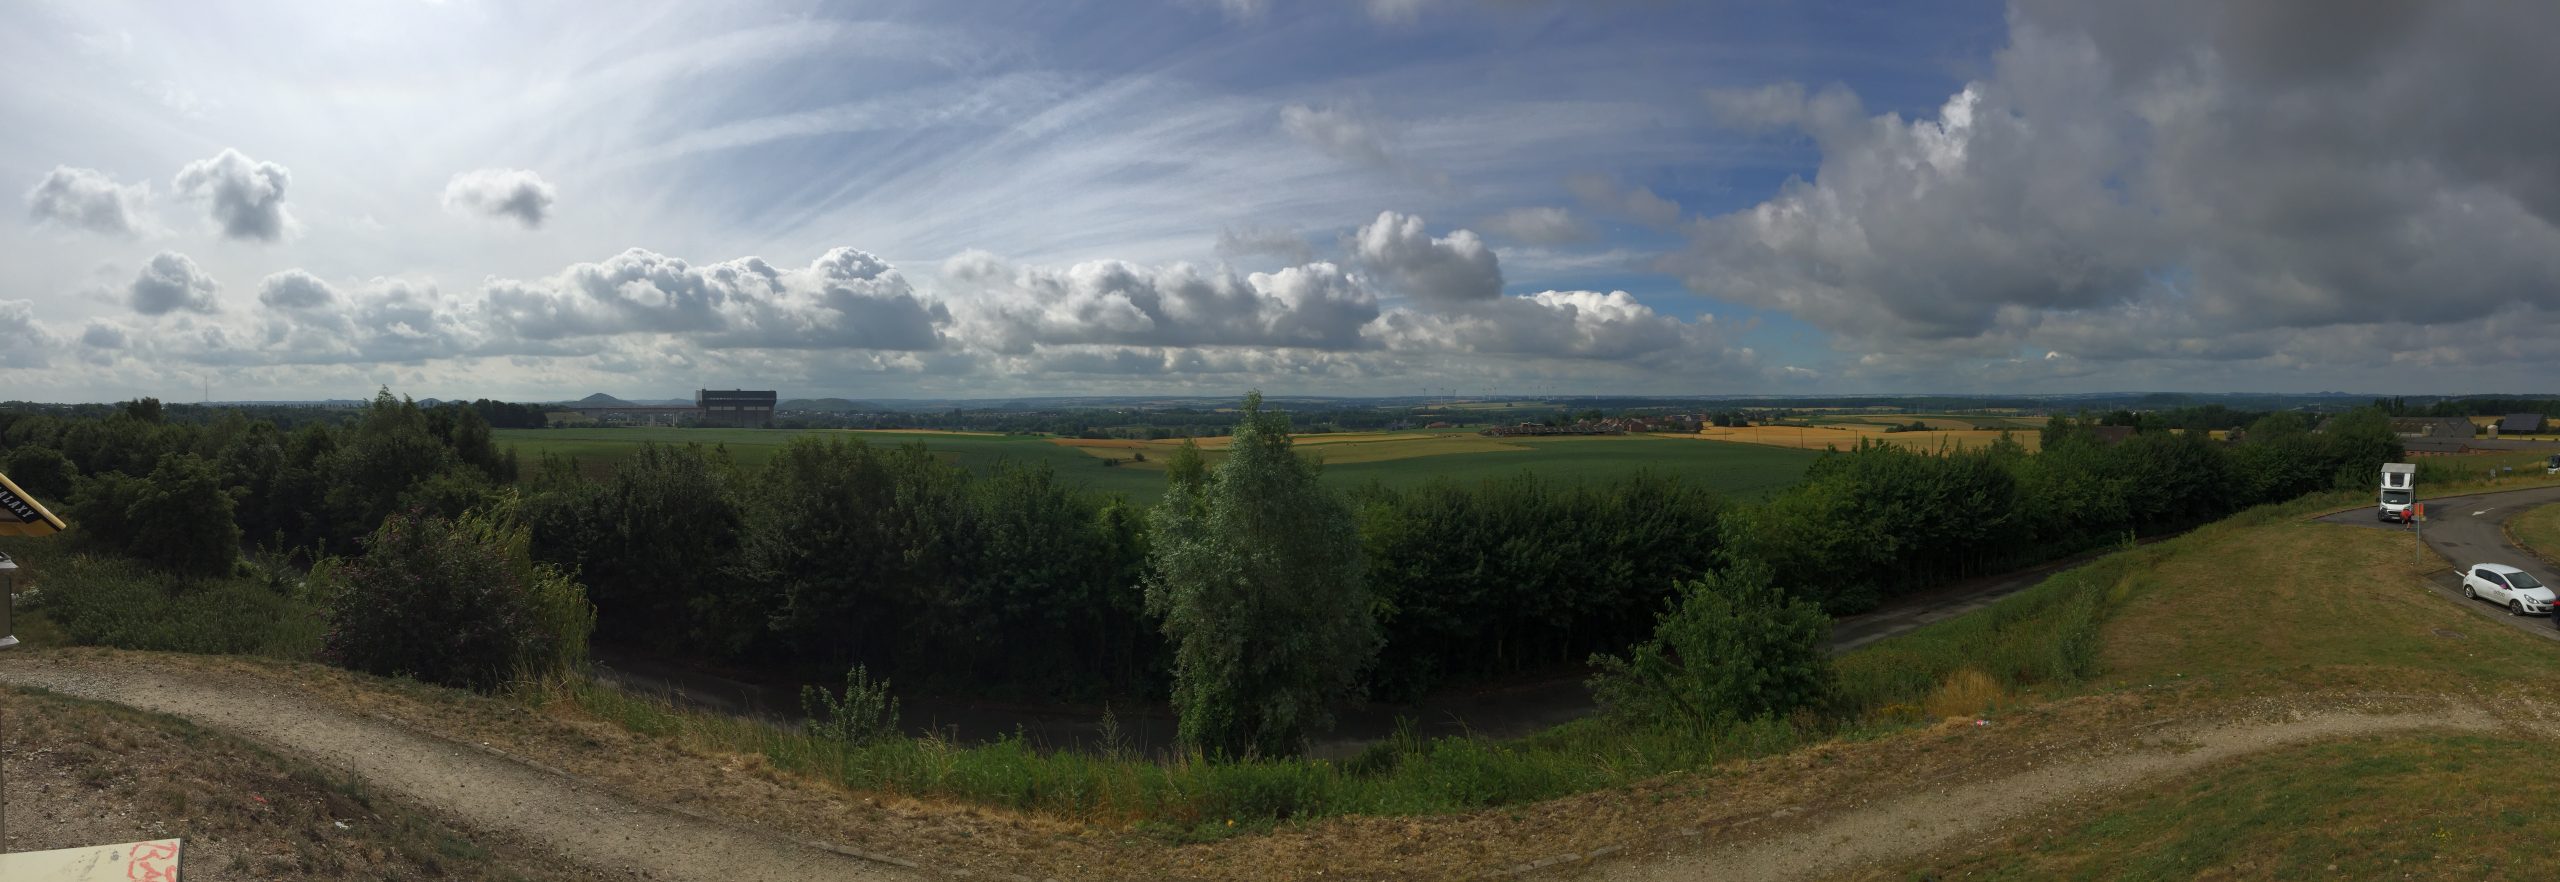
left=65, top=453, right=240, bottom=579
left=802, top=665, right=902, bottom=745
left=28, top=552, right=323, bottom=659
left=1587, top=561, right=1833, bottom=733
left=320, top=504, right=594, bottom=691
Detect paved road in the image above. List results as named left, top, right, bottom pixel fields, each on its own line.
left=2315, top=484, right=2560, bottom=643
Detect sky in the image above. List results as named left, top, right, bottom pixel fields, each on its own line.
left=3, top=0, right=2555, bottom=403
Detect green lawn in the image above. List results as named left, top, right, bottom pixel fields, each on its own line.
left=1893, top=734, right=2560, bottom=881
left=495, top=428, right=1818, bottom=503
left=1320, top=435, right=1815, bottom=499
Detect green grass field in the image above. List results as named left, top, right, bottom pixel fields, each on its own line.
left=495, top=428, right=1819, bottom=503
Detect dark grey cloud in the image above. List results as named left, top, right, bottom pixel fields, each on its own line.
left=78, top=322, right=126, bottom=350
left=1671, top=0, right=2560, bottom=368
left=1350, top=211, right=1502, bottom=303
left=128, top=251, right=220, bottom=315
left=173, top=148, right=291, bottom=241
left=442, top=168, right=557, bottom=228
left=24, top=166, right=149, bottom=236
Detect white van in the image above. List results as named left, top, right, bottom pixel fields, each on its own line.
left=2379, top=462, right=2416, bottom=523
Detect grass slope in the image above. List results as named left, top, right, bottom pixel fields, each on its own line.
left=1892, top=734, right=2560, bottom=881
left=1876, top=491, right=2560, bottom=879
left=2507, top=501, right=2560, bottom=565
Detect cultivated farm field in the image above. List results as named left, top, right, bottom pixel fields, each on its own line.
left=498, top=427, right=1821, bottom=502
left=1686, top=422, right=2042, bottom=452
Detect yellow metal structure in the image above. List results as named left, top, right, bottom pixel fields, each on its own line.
left=0, top=471, right=65, bottom=536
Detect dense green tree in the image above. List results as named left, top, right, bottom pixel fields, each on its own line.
left=1147, top=392, right=1376, bottom=758
left=122, top=396, right=163, bottom=424
left=733, top=437, right=968, bottom=665
left=1588, top=562, right=1832, bottom=732
left=1356, top=472, right=1724, bottom=698
left=125, top=454, right=242, bottom=578
left=4, top=444, right=76, bottom=503
left=524, top=443, right=748, bottom=651
left=321, top=504, right=594, bottom=691
left=65, top=453, right=239, bottom=578
left=321, top=389, right=460, bottom=548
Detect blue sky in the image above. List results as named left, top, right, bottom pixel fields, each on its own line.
left=4, top=0, right=2554, bottom=402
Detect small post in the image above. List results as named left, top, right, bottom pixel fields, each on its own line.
left=2, top=552, right=14, bottom=853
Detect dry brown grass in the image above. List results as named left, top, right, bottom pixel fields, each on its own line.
left=1922, top=669, right=2011, bottom=720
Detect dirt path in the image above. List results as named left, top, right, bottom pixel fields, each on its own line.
left=0, top=655, right=929, bottom=882
left=1594, top=706, right=2508, bottom=882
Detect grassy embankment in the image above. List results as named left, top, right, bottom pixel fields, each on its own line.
left=2509, top=499, right=2560, bottom=564
left=1880, top=492, right=2560, bottom=879
left=537, top=498, right=2309, bottom=835
left=555, top=469, right=2560, bottom=849
left=496, top=427, right=1821, bottom=504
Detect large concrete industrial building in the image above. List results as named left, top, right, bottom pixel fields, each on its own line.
left=696, top=389, right=778, bottom=427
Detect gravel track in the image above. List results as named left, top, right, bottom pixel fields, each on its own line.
left=0, top=654, right=928, bottom=882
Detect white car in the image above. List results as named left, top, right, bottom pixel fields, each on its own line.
left=2461, top=563, right=2556, bottom=615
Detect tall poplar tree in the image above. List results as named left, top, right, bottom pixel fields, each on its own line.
left=1146, top=392, right=1377, bottom=758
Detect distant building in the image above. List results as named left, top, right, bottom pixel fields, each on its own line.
left=2390, top=417, right=2477, bottom=440
left=2402, top=437, right=2478, bottom=457
left=1480, top=422, right=1624, bottom=437
left=697, top=389, right=778, bottom=428
left=2499, top=413, right=2547, bottom=435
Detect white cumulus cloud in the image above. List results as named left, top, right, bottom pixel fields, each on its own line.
left=128, top=252, right=221, bottom=315
left=172, top=148, right=292, bottom=242
left=257, top=269, right=343, bottom=310
left=24, top=166, right=151, bottom=236
left=1350, top=211, right=1502, bottom=304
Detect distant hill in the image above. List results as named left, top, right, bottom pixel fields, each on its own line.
left=780, top=398, right=882, bottom=412
left=569, top=393, right=634, bottom=408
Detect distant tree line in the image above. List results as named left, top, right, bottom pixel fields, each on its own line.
left=2372, top=396, right=2557, bottom=419
left=1734, top=410, right=2402, bottom=613
left=2, top=391, right=517, bottom=573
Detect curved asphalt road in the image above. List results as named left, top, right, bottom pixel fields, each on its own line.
left=2315, top=483, right=2560, bottom=643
